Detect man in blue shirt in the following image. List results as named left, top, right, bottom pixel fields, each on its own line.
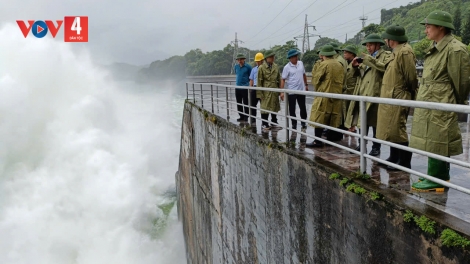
left=234, top=54, right=252, bottom=122
left=280, top=49, right=308, bottom=132
left=248, top=52, right=264, bottom=125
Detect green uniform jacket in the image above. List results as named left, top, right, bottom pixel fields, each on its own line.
left=309, top=58, right=345, bottom=128
left=345, top=49, right=391, bottom=128
left=334, top=53, right=348, bottom=73
left=257, top=62, right=281, bottom=114
left=410, top=34, right=470, bottom=156
left=343, top=61, right=357, bottom=120
left=376, top=43, right=418, bottom=143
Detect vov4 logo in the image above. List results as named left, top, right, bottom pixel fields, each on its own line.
left=16, top=16, right=88, bottom=42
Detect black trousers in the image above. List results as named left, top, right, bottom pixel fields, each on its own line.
left=314, top=128, right=323, bottom=139
left=235, top=89, right=249, bottom=120
left=288, top=94, right=307, bottom=128
left=261, top=113, right=278, bottom=127
left=358, top=126, right=381, bottom=149
left=250, top=89, right=260, bottom=122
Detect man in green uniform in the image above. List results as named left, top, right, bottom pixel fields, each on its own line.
left=329, top=42, right=348, bottom=73
left=377, top=25, right=418, bottom=170
left=410, top=11, right=470, bottom=191
left=306, top=45, right=345, bottom=147
left=341, top=45, right=359, bottom=132
left=324, top=42, right=349, bottom=140
left=345, top=34, right=391, bottom=157
left=257, top=50, right=281, bottom=132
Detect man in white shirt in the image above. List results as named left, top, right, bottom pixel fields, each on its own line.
left=280, top=49, right=308, bottom=132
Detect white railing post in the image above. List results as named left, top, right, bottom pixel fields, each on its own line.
left=248, top=86, right=252, bottom=122
left=285, top=90, right=289, bottom=143
left=226, top=86, right=230, bottom=120
left=211, top=85, right=214, bottom=113
left=192, top=83, right=195, bottom=103
left=360, top=100, right=367, bottom=174
left=216, top=85, right=219, bottom=112
left=200, top=84, right=204, bottom=108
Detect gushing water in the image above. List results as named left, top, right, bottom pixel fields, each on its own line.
left=0, top=23, right=185, bottom=264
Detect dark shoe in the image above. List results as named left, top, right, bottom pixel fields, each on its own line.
left=396, top=150, right=412, bottom=169
left=384, top=147, right=399, bottom=163
left=388, top=143, right=411, bottom=170
left=306, top=141, right=324, bottom=148
left=369, top=148, right=380, bottom=157
left=380, top=147, right=399, bottom=167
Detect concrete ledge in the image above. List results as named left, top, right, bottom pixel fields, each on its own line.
left=177, top=101, right=470, bottom=264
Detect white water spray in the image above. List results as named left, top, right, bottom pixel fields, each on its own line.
left=0, top=23, right=185, bottom=264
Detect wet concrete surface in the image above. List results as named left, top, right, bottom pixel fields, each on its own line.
left=197, top=96, right=470, bottom=224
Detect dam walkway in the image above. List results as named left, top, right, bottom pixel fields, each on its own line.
left=185, top=77, right=470, bottom=226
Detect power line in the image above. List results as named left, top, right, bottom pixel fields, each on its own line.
left=264, top=0, right=350, bottom=49
left=311, top=0, right=351, bottom=23
left=249, top=0, right=319, bottom=48
left=247, top=0, right=295, bottom=40
left=316, top=0, right=399, bottom=35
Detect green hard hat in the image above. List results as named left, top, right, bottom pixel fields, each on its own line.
left=319, top=45, right=337, bottom=56
left=342, top=45, right=358, bottom=55
left=328, top=42, right=341, bottom=51
left=361, top=33, right=386, bottom=46
left=420, top=10, right=455, bottom=30
left=382, top=25, right=408, bottom=42
left=264, top=50, right=275, bottom=58
left=236, top=53, right=246, bottom=59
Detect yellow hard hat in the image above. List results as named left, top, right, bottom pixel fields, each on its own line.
left=254, top=53, right=264, bottom=62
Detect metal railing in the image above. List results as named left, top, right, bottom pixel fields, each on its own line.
left=186, top=82, right=470, bottom=195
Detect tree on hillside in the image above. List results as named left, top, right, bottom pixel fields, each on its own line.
left=413, top=38, right=432, bottom=60
left=313, top=37, right=342, bottom=51
left=271, top=40, right=298, bottom=71
left=301, top=50, right=320, bottom=72
left=360, top=23, right=385, bottom=36
left=462, top=12, right=470, bottom=45
left=454, top=4, right=462, bottom=36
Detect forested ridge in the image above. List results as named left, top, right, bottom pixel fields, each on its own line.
left=133, top=0, right=470, bottom=83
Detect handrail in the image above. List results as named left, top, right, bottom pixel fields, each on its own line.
left=185, top=82, right=470, bottom=195
left=196, top=83, right=470, bottom=113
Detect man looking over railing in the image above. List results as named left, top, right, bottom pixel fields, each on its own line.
left=257, top=50, right=281, bottom=132
left=234, top=53, right=252, bottom=122
left=341, top=45, right=359, bottom=132
left=345, top=34, right=391, bottom=157
left=377, top=25, right=418, bottom=171
left=280, top=49, right=308, bottom=133
left=410, top=10, right=470, bottom=192
left=306, top=45, right=345, bottom=148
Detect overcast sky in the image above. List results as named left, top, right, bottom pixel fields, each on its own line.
left=1, top=0, right=416, bottom=65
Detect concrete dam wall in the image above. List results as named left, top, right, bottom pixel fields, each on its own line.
left=176, top=101, right=470, bottom=264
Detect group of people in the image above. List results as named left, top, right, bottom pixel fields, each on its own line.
left=234, top=50, right=308, bottom=132
left=233, top=10, right=470, bottom=192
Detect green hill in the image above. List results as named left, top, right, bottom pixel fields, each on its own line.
left=380, top=0, right=470, bottom=42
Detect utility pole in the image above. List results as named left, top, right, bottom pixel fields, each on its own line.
left=359, top=7, right=368, bottom=37
left=294, top=15, right=320, bottom=58
left=230, top=32, right=244, bottom=74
